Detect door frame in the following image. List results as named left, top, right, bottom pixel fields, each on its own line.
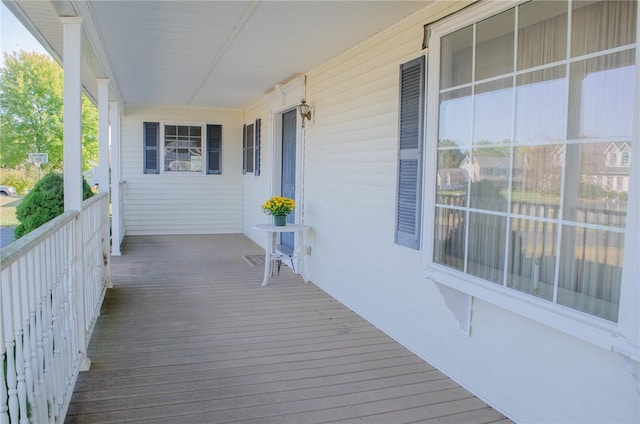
left=266, top=77, right=306, bottom=273
left=267, top=77, right=305, bottom=228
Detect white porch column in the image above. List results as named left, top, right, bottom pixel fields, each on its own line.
left=109, top=101, right=122, bottom=256
left=97, top=78, right=110, bottom=194
left=62, top=16, right=83, bottom=212
left=61, top=16, right=90, bottom=370
left=97, top=78, right=112, bottom=286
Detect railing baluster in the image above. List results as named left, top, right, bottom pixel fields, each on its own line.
left=64, top=222, right=75, bottom=403
left=67, top=220, right=79, bottom=375
left=2, top=268, right=19, bottom=422
left=1, top=194, right=110, bottom=422
left=18, top=253, right=33, bottom=424
left=26, top=250, right=39, bottom=424
left=31, top=246, right=45, bottom=423
left=11, top=261, right=28, bottom=424
left=1, top=272, right=10, bottom=424
left=43, top=235, right=55, bottom=424
left=52, top=229, right=64, bottom=414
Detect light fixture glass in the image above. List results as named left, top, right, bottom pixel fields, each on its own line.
left=298, top=99, right=311, bottom=121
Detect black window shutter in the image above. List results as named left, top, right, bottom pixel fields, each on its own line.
left=143, top=122, right=160, bottom=174
left=242, top=124, right=247, bottom=174
left=254, top=119, right=261, bottom=176
left=395, top=56, right=425, bottom=250
left=206, top=124, right=222, bottom=174
left=246, top=123, right=254, bottom=173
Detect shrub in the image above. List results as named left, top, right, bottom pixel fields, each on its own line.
left=14, top=173, right=94, bottom=239
left=580, top=182, right=606, bottom=200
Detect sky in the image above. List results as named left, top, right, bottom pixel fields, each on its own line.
left=1, top=3, right=50, bottom=65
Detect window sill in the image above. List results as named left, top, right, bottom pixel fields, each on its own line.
left=158, top=171, right=207, bottom=176
left=426, top=263, right=639, bottom=362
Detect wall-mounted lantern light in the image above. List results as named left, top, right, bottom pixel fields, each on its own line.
left=298, top=99, right=312, bottom=126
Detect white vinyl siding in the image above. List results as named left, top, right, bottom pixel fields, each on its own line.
left=242, top=102, right=271, bottom=241
left=122, top=106, right=243, bottom=235
left=244, top=1, right=638, bottom=423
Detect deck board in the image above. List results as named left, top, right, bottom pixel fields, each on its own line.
left=65, top=234, right=510, bottom=424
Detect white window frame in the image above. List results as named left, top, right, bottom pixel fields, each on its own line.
left=243, top=121, right=256, bottom=174
left=161, top=122, right=206, bottom=174
left=421, top=0, right=639, bottom=359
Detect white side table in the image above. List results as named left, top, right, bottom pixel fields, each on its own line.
left=253, top=223, right=310, bottom=286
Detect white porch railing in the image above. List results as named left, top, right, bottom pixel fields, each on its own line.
left=0, top=192, right=111, bottom=423
left=111, top=181, right=125, bottom=256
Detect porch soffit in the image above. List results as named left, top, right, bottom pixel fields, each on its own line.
left=5, top=0, right=430, bottom=109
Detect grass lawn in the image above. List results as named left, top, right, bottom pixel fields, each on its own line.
left=0, top=197, right=21, bottom=227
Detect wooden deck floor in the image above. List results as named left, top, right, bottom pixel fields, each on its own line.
left=65, top=234, right=511, bottom=424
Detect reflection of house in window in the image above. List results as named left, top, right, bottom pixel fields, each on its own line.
left=551, top=145, right=565, bottom=166
left=584, top=142, right=631, bottom=192
left=436, top=168, right=468, bottom=191
left=605, top=142, right=631, bottom=168
left=459, top=155, right=525, bottom=186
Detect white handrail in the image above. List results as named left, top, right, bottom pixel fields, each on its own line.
left=0, top=192, right=110, bottom=423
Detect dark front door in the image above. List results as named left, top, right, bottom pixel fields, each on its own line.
left=281, top=109, right=297, bottom=250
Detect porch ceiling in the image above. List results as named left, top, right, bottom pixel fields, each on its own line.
left=5, top=0, right=430, bottom=109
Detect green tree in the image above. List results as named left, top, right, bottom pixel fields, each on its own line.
left=0, top=51, right=99, bottom=172
left=438, top=139, right=465, bottom=169
left=14, top=172, right=94, bottom=239
left=473, top=140, right=510, bottom=157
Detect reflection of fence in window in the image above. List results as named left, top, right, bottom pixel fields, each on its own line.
left=510, top=202, right=559, bottom=262
left=434, top=194, right=466, bottom=271
left=573, top=228, right=624, bottom=265
left=560, top=207, right=624, bottom=320
left=508, top=212, right=559, bottom=301
left=467, top=212, right=506, bottom=284
left=434, top=193, right=624, bottom=320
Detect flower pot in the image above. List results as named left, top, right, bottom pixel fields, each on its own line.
left=273, top=215, right=287, bottom=226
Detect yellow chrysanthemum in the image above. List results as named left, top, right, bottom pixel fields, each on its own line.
left=261, top=196, right=295, bottom=216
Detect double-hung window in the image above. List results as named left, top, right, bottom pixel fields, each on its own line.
left=243, top=119, right=261, bottom=175
left=424, top=0, right=637, bottom=348
left=143, top=122, right=221, bottom=174
left=164, top=124, right=203, bottom=172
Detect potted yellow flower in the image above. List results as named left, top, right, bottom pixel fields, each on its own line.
left=261, top=196, right=295, bottom=226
